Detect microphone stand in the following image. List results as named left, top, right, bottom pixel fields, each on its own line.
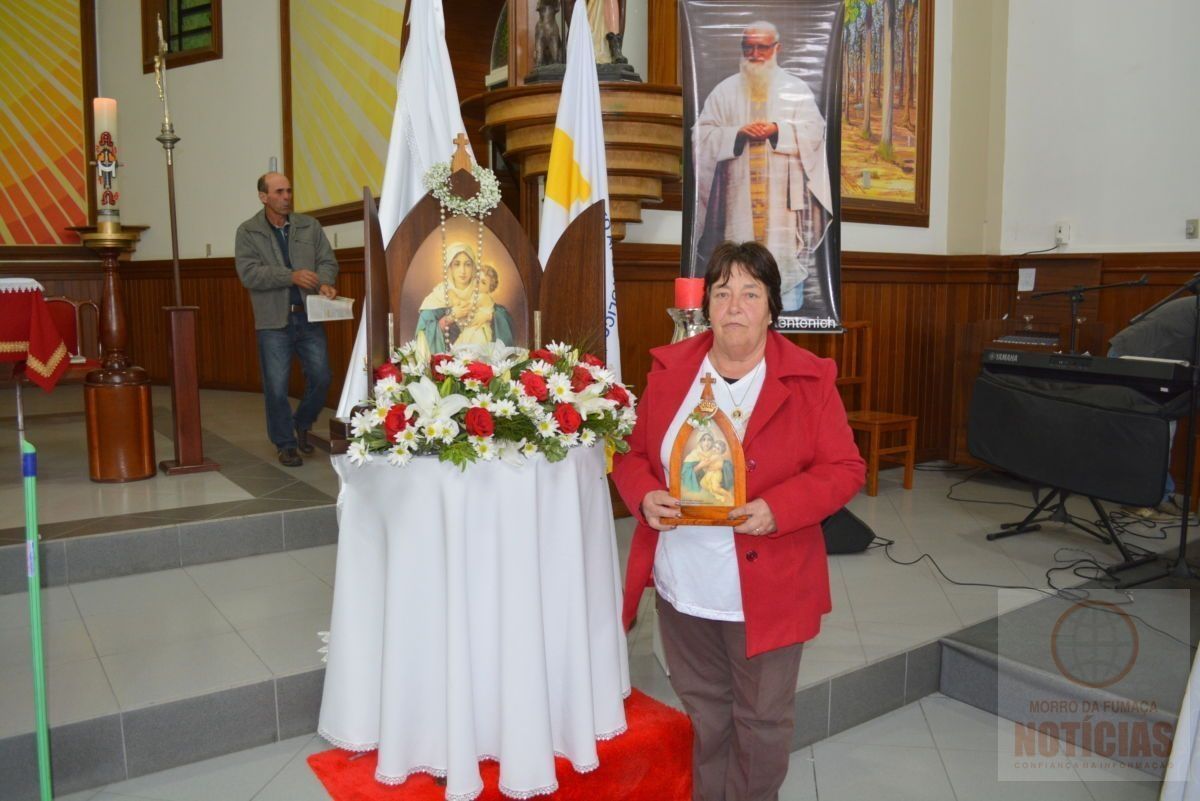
left=1032, top=276, right=1148, bottom=354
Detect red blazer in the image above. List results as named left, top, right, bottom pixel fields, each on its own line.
left=611, top=330, right=866, bottom=657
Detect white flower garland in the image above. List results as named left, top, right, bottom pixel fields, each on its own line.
left=423, top=162, right=502, bottom=220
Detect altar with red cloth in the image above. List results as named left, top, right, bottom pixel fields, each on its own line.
left=0, top=278, right=69, bottom=392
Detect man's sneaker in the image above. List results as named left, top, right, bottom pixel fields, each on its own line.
left=278, top=447, right=303, bottom=467
left=296, top=428, right=314, bottom=454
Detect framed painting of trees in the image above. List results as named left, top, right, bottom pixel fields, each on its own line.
left=840, top=0, right=933, bottom=227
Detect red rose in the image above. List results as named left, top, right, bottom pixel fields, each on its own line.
left=553, top=403, right=583, bottom=435
left=430, top=353, right=454, bottom=381
left=570, top=365, right=594, bottom=394
left=518, top=370, right=549, bottom=401
left=529, top=348, right=558, bottom=364
left=374, top=362, right=402, bottom=382
left=464, top=407, right=495, bottom=437
left=464, top=361, right=494, bottom=385
left=384, top=404, right=409, bottom=442
left=580, top=353, right=604, bottom=368
left=605, top=384, right=631, bottom=408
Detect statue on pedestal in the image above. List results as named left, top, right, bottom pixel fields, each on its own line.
left=525, top=0, right=640, bottom=83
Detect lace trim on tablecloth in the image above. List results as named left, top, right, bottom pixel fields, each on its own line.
left=337, top=716, right=631, bottom=798
left=317, top=728, right=378, bottom=753
left=498, top=779, right=560, bottom=799
left=0, top=278, right=43, bottom=293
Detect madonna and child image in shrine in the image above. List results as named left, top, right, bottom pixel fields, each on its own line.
left=400, top=214, right=530, bottom=354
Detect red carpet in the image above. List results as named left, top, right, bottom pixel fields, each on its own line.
left=307, top=690, right=692, bottom=801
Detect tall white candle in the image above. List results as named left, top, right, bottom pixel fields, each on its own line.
left=93, top=97, right=120, bottom=227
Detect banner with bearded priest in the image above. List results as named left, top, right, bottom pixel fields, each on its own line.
left=682, top=0, right=844, bottom=331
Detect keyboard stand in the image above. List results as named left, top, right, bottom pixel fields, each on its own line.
left=987, top=488, right=1158, bottom=575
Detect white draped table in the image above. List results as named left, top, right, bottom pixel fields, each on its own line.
left=319, top=446, right=631, bottom=801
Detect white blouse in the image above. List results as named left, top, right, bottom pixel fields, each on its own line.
left=653, top=354, right=766, bottom=622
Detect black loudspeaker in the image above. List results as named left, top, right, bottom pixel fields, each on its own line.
left=822, top=507, right=876, bottom=554
left=968, top=370, right=1171, bottom=508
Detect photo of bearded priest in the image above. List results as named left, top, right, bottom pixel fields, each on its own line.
left=693, top=20, right=833, bottom=316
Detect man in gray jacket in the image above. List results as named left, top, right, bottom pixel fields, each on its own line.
left=235, top=172, right=339, bottom=466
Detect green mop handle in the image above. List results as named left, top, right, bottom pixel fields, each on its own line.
left=23, top=440, right=52, bottom=801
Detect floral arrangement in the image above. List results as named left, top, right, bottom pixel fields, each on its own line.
left=423, top=161, right=502, bottom=220
left=347, top=340, right=637, bottom=469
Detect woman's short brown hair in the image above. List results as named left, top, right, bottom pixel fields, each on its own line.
left=701, top=241, right=783, bottom=326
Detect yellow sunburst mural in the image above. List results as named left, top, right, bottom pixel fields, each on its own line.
left=290, top=0, right=407, bottom=212
left=0, top=0, right=88, bottom=245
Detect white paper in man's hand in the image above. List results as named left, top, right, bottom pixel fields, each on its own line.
left=306, top=295, right=354, bottom=322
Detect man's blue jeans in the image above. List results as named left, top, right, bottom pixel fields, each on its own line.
left=256, top=313, right=331, bottom=450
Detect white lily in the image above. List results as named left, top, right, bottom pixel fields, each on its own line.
left=407, top=376, right=470, bottom=421
left=498, top=438, right=528, bottom=467
left=573, top=384, right=617, bottom=419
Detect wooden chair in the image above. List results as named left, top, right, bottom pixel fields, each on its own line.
left=788, top=321, right=917, bottom=496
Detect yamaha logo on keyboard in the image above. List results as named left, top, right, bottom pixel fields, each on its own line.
left=988, top=352, right=1020, bottom=363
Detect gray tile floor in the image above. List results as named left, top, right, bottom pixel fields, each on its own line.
left=50, top=693, right=1161, bottom=801
left=0, top=387, right=337, bottom=544
left=2, top=386, right=1188, bottom=798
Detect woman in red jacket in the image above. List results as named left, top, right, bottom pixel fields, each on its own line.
left=612, top=241, right=865, bottom=801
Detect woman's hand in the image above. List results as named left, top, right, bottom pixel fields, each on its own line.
left=729, top=498, right=776, bottom=536
left=642, top=490, right=681, bottom=531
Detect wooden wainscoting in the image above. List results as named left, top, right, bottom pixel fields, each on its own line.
left=7, top=247, right=1198, bottom=463
left=115, top=249, right=366, bottom=410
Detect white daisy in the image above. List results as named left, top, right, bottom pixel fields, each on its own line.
left=525, top=359, right=554, bottom=377
left=439, top=358, right=469, bottom=379
left=558, top=432, right=580, bottom=448
left=547, top=341, right=572, bottom=357
left=522, top=441, right=540, bottom=458
left=469, top=436, right=497, bottom=460
left=395, top=428, right=420, bottom=449
left=491, top=398, right=517, bottom=418
left=546, top=374, right=575, bottom=403
left=374, top=375, right=401, bottom=397
left=462, top=378, right=483, bottom=392
left=580, top=429, right=597, bottom=447
left=536, top=417, right=560, bottom=438
left=386, top=446, right=413, bottom=467
left=347, top=441, right=373, bottom=466
left=470, top=392, right=495, bottom=410
left=517, top=394, right=544, bottom=416
left=350, top=410, right=378, bottom=437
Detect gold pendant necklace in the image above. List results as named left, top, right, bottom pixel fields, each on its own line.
left=714, top=359, right=762, bottom=434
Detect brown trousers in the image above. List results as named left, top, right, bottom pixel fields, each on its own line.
left=656, top=595, right=803, bottom=801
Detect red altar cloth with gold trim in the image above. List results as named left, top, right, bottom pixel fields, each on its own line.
left=0, top=280, right=69, bottom=391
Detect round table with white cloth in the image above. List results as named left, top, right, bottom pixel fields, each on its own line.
left=319, top=446, right=631, bottom=801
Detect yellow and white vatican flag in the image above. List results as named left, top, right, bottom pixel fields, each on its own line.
left=337, top=0, right=471, bottom=417
left=538, top=0, right=621, bottom=380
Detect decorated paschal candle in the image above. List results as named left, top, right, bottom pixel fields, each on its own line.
left=93, top=98, right=120, bottom=230
left=674, top=277, right=705, bottom=309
